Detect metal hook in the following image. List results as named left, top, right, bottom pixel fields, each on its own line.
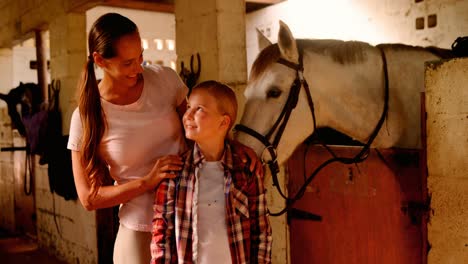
left=179, top=53, right=201, bottom=91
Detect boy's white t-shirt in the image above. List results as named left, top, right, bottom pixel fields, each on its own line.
left=67, top=65, right=187, bottom=232
left=195, top=161, right=232, bottom=264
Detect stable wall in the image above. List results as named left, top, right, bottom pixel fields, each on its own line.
left=0, top=108, right=15, bottom=231
left=425, top=58, right=468, bottom=264
left=12, top=37, right=50, bottom=88
left=0, top=1, right=96, bottom=263
left=0, top=49, right=13, bottom=95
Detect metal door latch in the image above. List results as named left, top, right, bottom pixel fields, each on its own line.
left=401, top=198, right=431, bottom=225
left=288, top=208, right=322, bottom=223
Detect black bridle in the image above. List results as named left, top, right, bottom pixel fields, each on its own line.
left=235, top=43, right=390, bottom=216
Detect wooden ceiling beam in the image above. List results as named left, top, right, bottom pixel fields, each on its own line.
left=66, top=0, right=173, bottom=13
left=245, top=0, right=285, bottom=4
left=66, top=0, right=284, bottom=14
left=245, top=0, right=285, bottom=13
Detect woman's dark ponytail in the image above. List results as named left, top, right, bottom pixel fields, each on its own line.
left=77, top=13, right=137, bottom=200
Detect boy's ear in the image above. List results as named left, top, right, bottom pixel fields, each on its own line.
left=221, top=115, right=231, bottom=128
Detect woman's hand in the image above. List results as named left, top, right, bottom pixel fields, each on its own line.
left=144, top=155, right=184, bottom=189
left=230, top=140, right=263, bottom=177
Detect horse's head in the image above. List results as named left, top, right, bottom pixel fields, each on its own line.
left=20, top=82, right=43, bottom=115
left=236, top=21, right=314, bottom=165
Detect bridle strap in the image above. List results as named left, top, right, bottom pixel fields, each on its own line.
left=268, top=78, right=301, bottom=148
left=275, top=49, right=318, bottom=143
left=267, top=48, right=306, bottom=148
left=234, top=124, right=280, bottom=180
left=277, top=58, right=302, bottom=71
left=235, top=124, right=272, bottom=148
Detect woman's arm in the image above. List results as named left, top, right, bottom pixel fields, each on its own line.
left=71, top=151, right=182, bottom=210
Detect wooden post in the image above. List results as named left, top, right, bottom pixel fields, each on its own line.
left=420, top=92, right=428, bottom=264
left=35, top=29, right=48, bottom=102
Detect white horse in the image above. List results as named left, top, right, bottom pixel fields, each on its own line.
left=236, top=21, right=452, bottom=165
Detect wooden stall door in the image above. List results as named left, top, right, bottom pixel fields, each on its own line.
left=287, top=146, right=427, bottom=264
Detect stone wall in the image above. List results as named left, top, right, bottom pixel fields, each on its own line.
left=0, top=48, right=13, bottom=94
left=0, top=108, right=15, bottom=231
left=0, top=1, right=97, bottom=263
left=246, top=0, right=468, bottom=74
left=425, top=58, right=468, bottom=264
left=35, top=161, right=97, bottom=264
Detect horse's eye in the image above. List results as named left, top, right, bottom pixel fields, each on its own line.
left=267, top=87, right=282, bottom=98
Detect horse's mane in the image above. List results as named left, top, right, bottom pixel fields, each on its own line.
left=250, top=44, right=281, bottom=81
left=250, top=39, right=455, bottom=81
left=299, top=39, right=374, bottom=65
left=250, top=39, right=374, bottom=80
left=377, top=43, right=455, bottom=59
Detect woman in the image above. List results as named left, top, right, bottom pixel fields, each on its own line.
left=68, top=13, right=260, bottom=264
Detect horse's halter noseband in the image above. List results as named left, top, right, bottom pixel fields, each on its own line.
left=235, top=43, right=389, bottom=216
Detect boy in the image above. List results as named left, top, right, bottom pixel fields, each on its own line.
left=151, top=80, right=272, bottom=264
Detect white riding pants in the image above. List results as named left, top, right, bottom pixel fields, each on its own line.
left=113, top=224, right=152, bottom=264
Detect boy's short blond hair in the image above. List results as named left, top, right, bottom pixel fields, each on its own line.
left=190, top=80, right=238, bottom=131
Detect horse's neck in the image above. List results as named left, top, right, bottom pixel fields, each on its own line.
left=303, top=48, right=396, bottom=147
left=302, top=43, right=437, bottom=149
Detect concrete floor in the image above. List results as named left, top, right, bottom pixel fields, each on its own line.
left=0, top=229, right=67, bottom=264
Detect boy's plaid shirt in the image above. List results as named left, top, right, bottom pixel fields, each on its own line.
left=150, top=142, right=272, bottom=264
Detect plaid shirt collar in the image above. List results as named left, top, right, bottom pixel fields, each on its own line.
left=191, top=141, right=234, bottom=171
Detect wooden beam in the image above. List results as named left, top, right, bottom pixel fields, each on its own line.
left=246, top=0, right=285, bottom=4
left=65, top=0, right=284, bottom=14
left=101, top=0, right=174, bottom=13
left=65, top=0, right=99, bottom=12
left=245, top=0, right=285, bottom=13
left=66, top=0, right=174, bottom=13
left=35, top=30, right=47, bottom=101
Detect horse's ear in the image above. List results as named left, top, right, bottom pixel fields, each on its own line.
left=256, top=28, right=272, bottom=51
left=0, top=93, right=8, bottom=102
left=277, top=20, right=299, bottom=63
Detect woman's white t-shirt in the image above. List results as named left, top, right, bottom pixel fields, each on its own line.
left=67, top=65, right=187, bottom=232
